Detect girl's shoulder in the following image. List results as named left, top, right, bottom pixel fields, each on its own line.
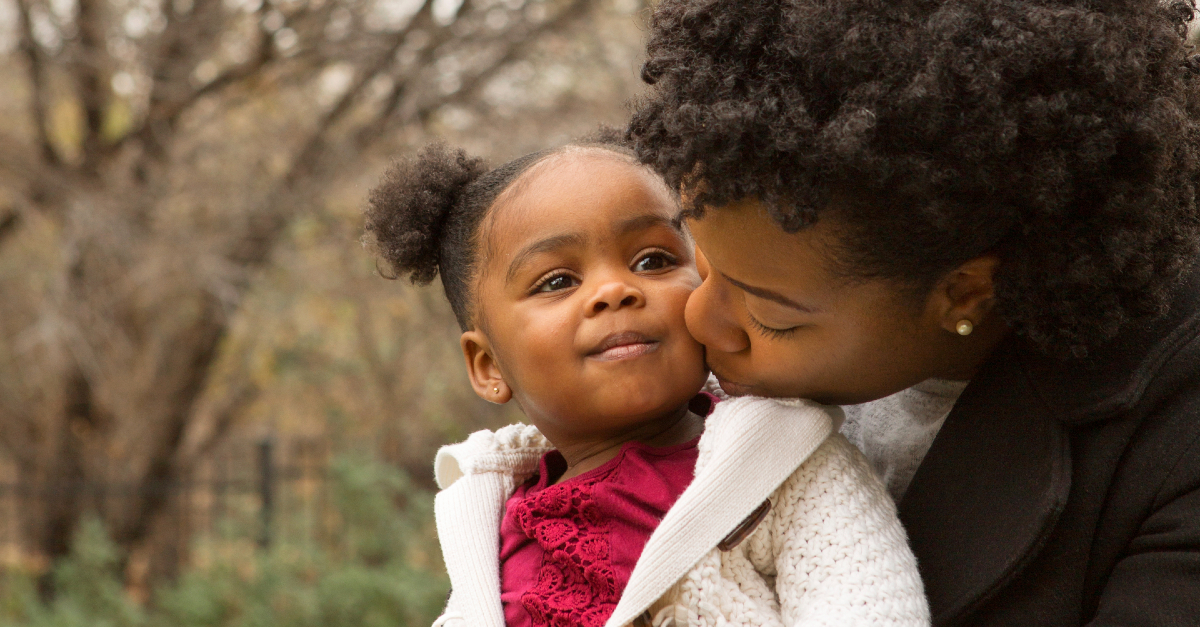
left=434, top=423, right=553, bottom=489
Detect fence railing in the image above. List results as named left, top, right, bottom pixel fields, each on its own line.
left=0, top=436, right=336, bottom=574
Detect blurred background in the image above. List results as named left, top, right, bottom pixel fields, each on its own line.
left=0, top=0, right=650, bottom=623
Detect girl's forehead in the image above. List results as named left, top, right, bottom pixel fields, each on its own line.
left=496, top=147, right=645, bottom=206
left=483, top=151, right=677, bottom=258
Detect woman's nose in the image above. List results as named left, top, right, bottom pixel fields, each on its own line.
left=686, top=249, right=750, bottom=353
left=695, top=244, right=710, bottom=281
left=585, top=277, right=645, bottom=315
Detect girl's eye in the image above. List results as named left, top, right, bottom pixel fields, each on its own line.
left=535, top=274, right=579, bottom=293
left=633, top=252, right=675, bottom=273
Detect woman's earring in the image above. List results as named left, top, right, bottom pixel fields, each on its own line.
left=956, top=319, right=974, bottom=336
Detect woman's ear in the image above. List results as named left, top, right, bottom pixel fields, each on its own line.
left=934, top=255, right=1001, bottom=336
left=461, top=330, right=511, bottom=404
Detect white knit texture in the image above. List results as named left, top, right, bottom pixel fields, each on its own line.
left=657, top=436, right=930, bottom=626
left=433, top=424, right=553, bottom=627
left=430, top=396, right=930, bottom=627
left=840, top=378, right=966, bottom=501
left=606, top=397, right=836, bottom=625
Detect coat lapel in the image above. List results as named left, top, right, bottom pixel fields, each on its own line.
left=901, top=266, right=1200, bottom=625
left=898, top=341, right=1072, bottom=626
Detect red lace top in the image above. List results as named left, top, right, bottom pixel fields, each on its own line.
left=498, top=421, right=706, bottom=627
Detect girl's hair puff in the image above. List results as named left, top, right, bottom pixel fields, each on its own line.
left=365, top=131, right=634, bottom=331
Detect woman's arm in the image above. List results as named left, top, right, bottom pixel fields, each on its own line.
left=1085, top=428, right=1200, bottom=625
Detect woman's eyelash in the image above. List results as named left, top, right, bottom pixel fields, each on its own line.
left=747, top=312, right=800, bottom=340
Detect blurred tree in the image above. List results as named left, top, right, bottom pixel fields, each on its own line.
left=0, top=0, right=647, bottom=587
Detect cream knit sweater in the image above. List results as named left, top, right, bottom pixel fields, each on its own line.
left=431, top=396, right=930, bottom=627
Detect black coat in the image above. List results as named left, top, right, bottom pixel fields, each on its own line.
left=901, top=268, right=1200, bottom=626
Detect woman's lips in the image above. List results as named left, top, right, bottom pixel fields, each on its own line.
left=709, top=367, right=753, bottom=396
left=588, top=331, right=660, bottom=362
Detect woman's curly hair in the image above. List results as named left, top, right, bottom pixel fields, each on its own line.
left=630, top=0, right=1200, bottom=357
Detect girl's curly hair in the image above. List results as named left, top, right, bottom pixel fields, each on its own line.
left=630, top=0, right=1200, bottom=358
left=365, top=130, right=635, bottom=331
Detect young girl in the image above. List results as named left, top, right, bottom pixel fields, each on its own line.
left=364, top=138, right=929, bottom=627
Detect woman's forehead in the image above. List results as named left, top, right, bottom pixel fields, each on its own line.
left=689, top=201, right=832, bottom=282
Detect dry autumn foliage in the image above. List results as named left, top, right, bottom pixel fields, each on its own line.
left=0, top=0, right=649, bottom=584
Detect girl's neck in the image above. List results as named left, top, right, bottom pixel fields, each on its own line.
left=549, top=405, right=705, bottom=484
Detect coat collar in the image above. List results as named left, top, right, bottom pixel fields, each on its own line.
left=899, top=343, right=1072, bottom=625
left=1019, top=266, right=1200, bottom=425
left=900, top=266, right=1200, bottom=625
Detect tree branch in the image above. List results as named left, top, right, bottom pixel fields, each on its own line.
left=173, top=379, right=259, bottom=477
left=129, top=0, right=274, bottom=156
left=112, top=308, right=226, bottom=549
left=282, top=2, right=436, bottom=189
left=0, top=209, right=18, bottom=243
left=72, top=0, right=111, bottom=171
left=16, top=0, right=60, bottom=167
left=415, top=0, right=591, bottom=132
left=0, top=133, right=77, bottom=220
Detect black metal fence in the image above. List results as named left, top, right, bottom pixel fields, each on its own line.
left=0, top=436, right=335, bottom=574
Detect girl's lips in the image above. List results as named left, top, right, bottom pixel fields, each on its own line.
left=591, top=341, right=660, bottom=361
left=588, top=331, right=660, bottom=361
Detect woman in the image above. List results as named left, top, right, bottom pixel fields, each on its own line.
left=628, top=0, right=1200, bottom=624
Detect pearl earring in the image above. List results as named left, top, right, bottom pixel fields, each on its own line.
left=493, top=385, right=500, bottom=394
left=956, top=320, right=974, bottom=336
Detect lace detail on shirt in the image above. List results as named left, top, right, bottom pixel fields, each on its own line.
left=508, top=476, right=617, bottom=627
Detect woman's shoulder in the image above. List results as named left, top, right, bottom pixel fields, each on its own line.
left=1009, top=266, right=1200, bottom=427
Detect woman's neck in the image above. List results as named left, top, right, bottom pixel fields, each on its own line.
left=549, top=405, right=704, bottom=484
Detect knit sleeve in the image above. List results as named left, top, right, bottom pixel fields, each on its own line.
left=432, top=590, right=467, bottom=627
left=768, top=434, right=931, bottom=626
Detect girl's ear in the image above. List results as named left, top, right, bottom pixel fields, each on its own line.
left=934, top=254, right=1001, bottom=335
left=461, top=330, right=511, bottom=404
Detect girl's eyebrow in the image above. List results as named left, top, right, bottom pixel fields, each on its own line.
left=505, top=233, right=585, bottom=283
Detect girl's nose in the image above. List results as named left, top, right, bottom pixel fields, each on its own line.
left=686, top=249, right=750, bottom=353
left=585, top=278, right=645, bottom=315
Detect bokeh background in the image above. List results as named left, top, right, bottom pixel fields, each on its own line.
left=0, top=0, right=651, bottom=624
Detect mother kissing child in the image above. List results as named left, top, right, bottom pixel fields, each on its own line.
left=630, top=0, right=1200, bottom=624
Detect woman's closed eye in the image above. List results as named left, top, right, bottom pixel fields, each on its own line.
left=747, top=311, right=801, bottom=340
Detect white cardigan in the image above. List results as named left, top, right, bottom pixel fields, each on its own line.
left=431, top=396, right=930, bottom=627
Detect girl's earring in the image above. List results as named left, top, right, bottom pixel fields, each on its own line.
left=493, top=385, right=500, bottom=394
left=956, top=319, right=974, bottom=336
